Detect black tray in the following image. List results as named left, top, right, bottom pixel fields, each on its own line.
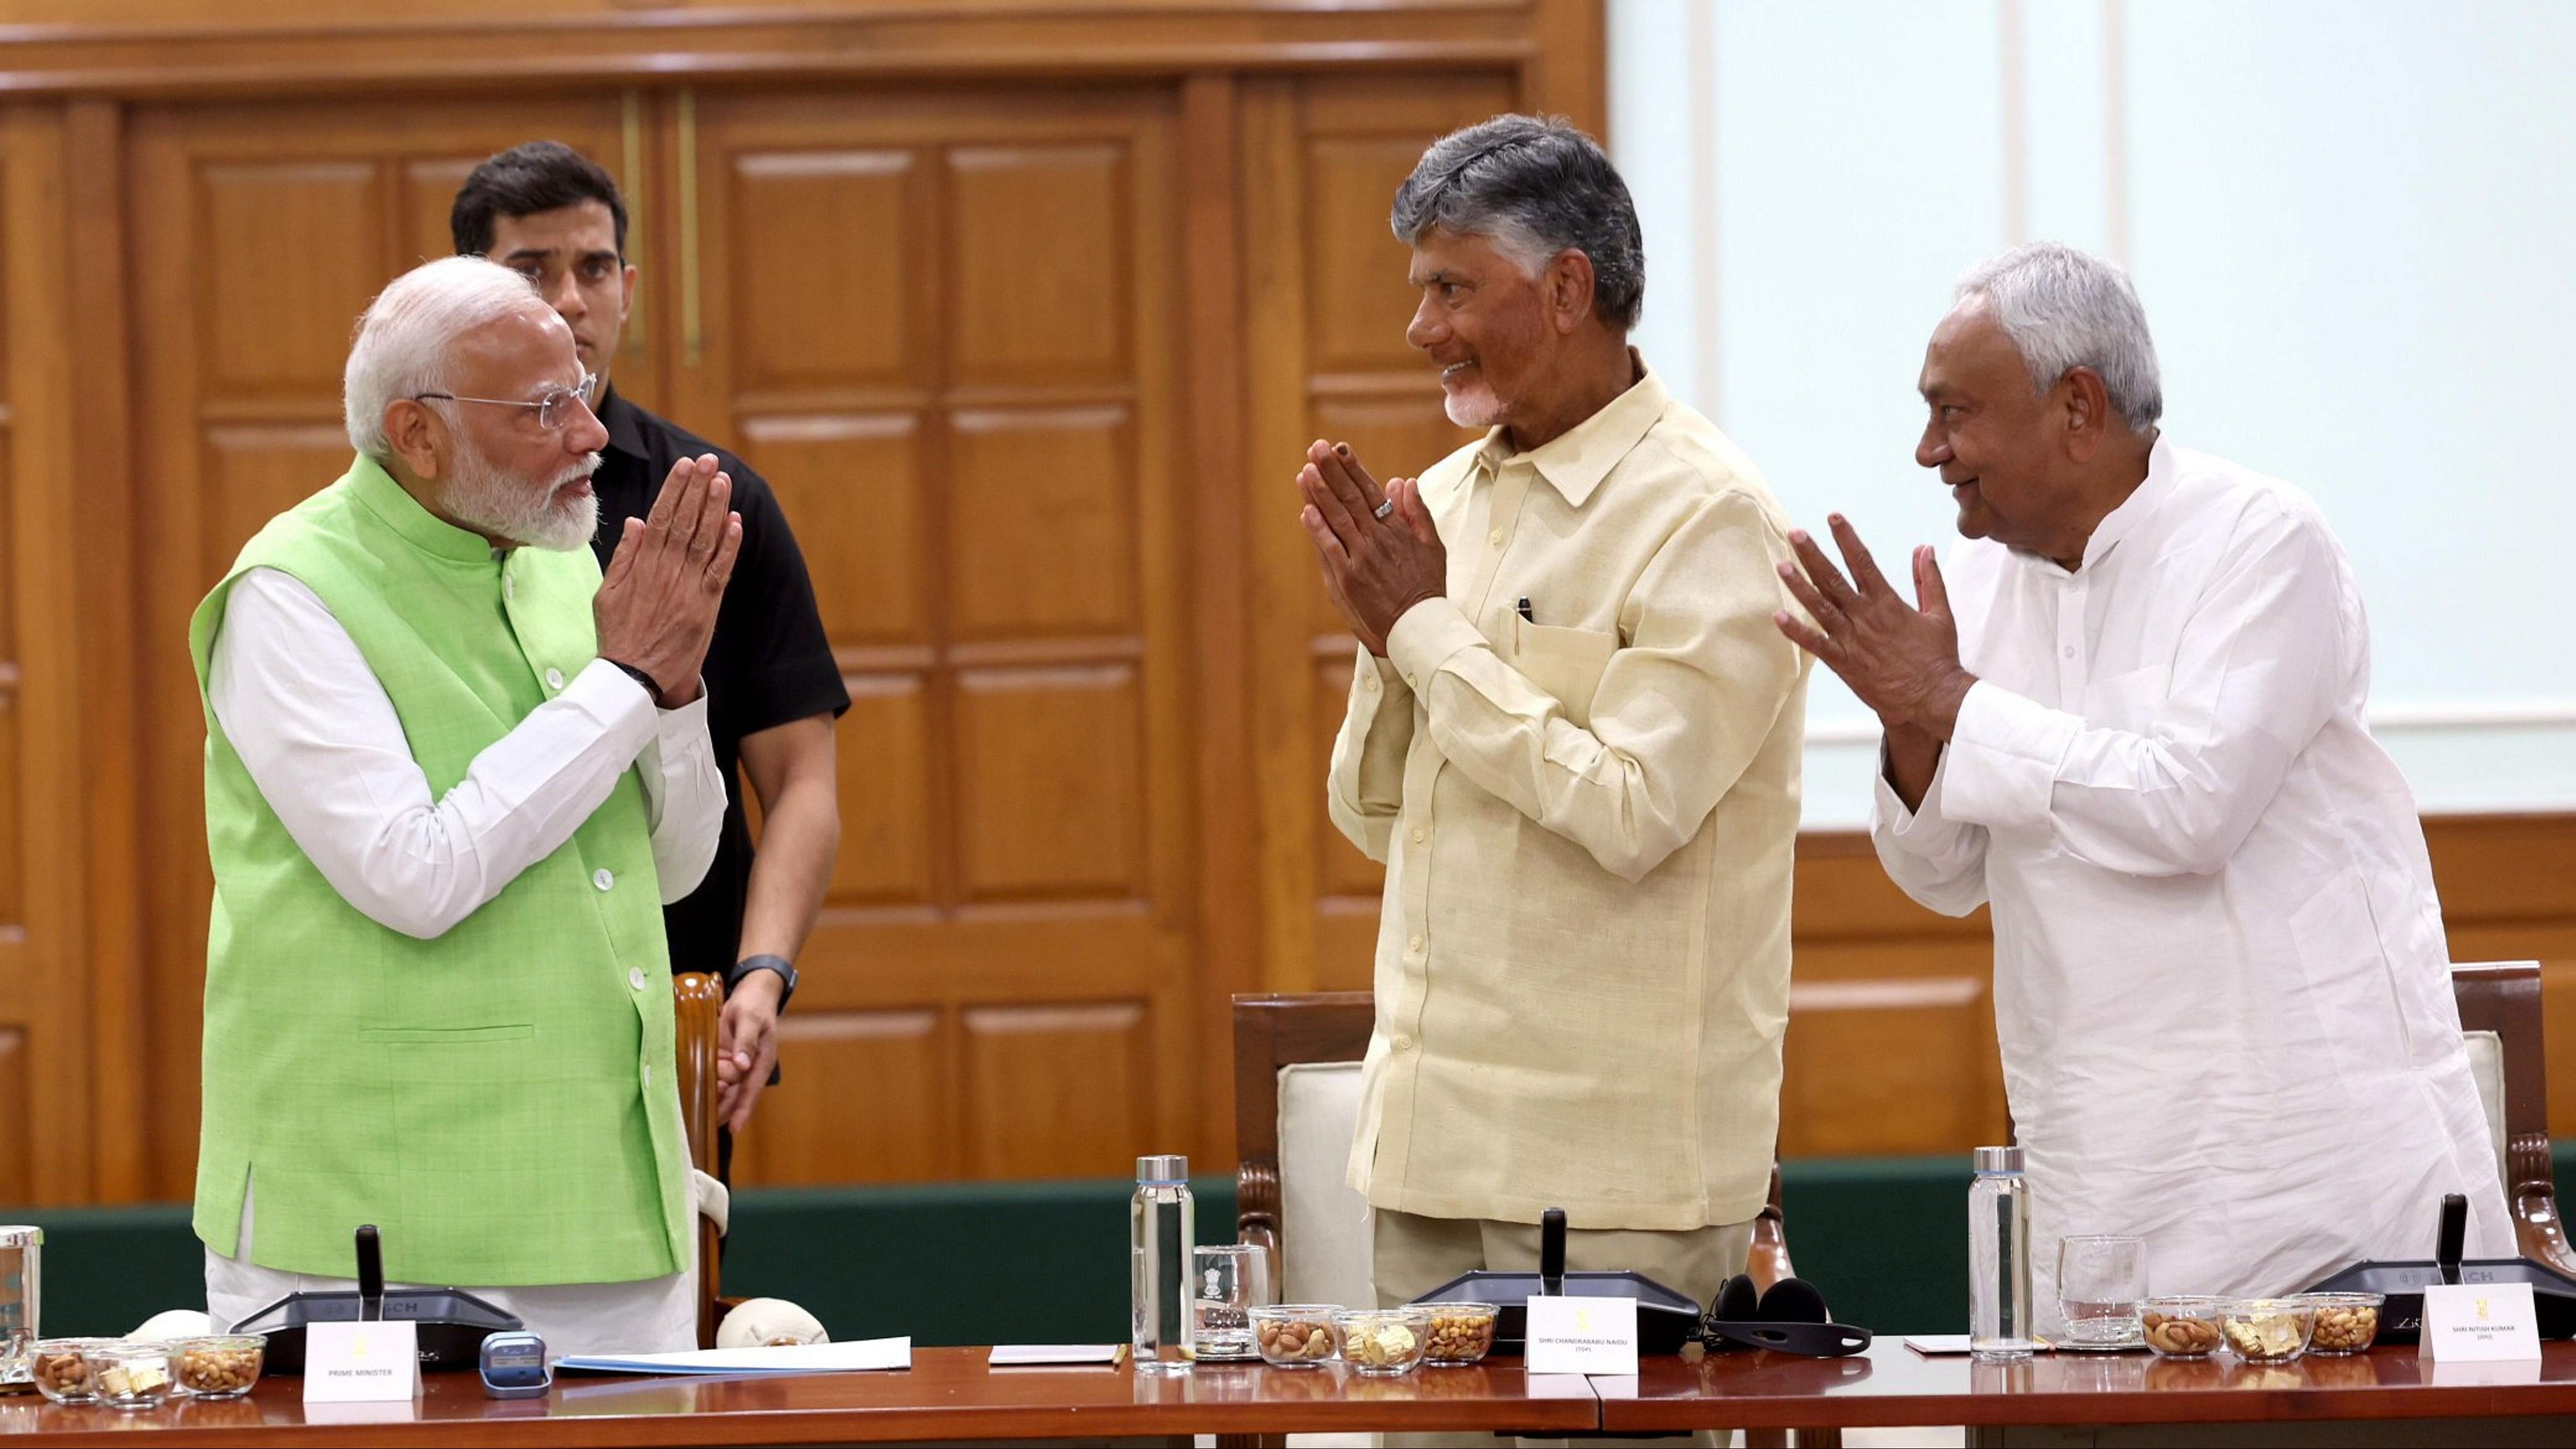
left=2301, top=1193, right=2576, bottom=1342
left=232, top=1287, right=522, bottom=1373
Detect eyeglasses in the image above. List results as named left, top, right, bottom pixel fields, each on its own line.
left=414, top=372, right=597, bottom=432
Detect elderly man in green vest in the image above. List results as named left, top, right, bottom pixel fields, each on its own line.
left=190, top=256, right=739, bottom=1355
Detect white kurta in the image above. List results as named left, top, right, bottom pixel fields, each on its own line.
left=1872, top=437, right=2512, bottom=1318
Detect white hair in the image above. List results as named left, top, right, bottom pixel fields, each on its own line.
left=343, top=256, right=546, bottom=460
left=1954, top=241, right=2162, bottom=430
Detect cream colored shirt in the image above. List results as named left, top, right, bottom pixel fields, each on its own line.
left=1328, top=365, right=1809, bottom=1231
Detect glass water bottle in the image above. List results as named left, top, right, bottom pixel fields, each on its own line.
left=1130, top=1155, right=1195, bottom=1374
left=1968, top=1145, right=2034, bottom=1360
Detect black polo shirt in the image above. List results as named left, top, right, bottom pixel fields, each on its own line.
left=590, top=386, right=849, bottom=979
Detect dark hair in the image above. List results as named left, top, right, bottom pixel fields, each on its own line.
left=451, top=141, right=628, bottom=258
left=1389, top=114, right=1644, bottom=331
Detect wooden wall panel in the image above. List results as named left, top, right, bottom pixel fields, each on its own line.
left=730, top=1010, right=950, bottom=1186
left=676, top=85, right=1196, bottom=1188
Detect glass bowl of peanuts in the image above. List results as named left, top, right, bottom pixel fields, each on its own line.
left=170, top=1335, right=267, bottom=1399
left=2294, top=1292, right=2383, bottom=1355
left=2137, top=1297, right=2228, bottom=1358
left=1249, top=1304, right=1343, bottom=1367
left=1417, top=1301, right=1500, bottom=1365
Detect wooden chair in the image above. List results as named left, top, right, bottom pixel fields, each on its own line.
left=674, top=971, right=731, bottom=1348
left=1234, top=991, right=1825, bottom=1448
left=2452, top=962, right=2575, bottom=1274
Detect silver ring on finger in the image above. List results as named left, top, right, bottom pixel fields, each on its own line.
left=1372, top=499, right=1395, bottom=521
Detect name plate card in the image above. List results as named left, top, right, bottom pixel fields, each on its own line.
left=2420, top=1282, right=2542, bottom=1362
left=1524, top=1295, right=1639, bottom=1376
left=303, top=1320, right=422, bottom=1402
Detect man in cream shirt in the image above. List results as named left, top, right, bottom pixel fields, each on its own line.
left=1776, top=242, right=2511, bottom=1315
left=1300, top=114, right=1810, bottom=1311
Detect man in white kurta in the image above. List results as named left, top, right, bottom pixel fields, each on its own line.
left=1776, top=242, right=2510, bottom=1315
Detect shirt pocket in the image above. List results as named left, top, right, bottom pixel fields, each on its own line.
left=2080, top=663, right=2171, bottom=731
left=1512, top=617, right=1619, bottom=730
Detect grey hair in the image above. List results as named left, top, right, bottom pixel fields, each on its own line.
left=1954, top=242, right=2162, bottom=429
left=343, top=256, right=546, bottom=460
left=1389, top=114, right=1645, bottom=331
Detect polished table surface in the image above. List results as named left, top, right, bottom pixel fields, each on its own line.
left=1604, top=1340, right=2576, bottom=1431
left=0, top=1348, right=1596, bottom=1445
left=8, top=1342, right=2576, bottom=1443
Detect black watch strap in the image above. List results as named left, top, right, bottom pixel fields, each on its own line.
left=605, top=658, right=665, bottom=708
left=729, top=953, right=797, bottom=1012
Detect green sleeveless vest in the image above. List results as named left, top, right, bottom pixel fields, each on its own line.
left=187, top=454, right=690, bottom=1286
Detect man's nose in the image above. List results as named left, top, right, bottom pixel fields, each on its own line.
left=1406, top=296, right=1445, bottom=352
left=564, top=395, right=608, bottom=455
left=1916, top=427, right=1949, bottom=471
left=548, top=270, right=585, bottom=319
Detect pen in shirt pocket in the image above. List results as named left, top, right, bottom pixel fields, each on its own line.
left=1517, top=597, right=1534, bottom=623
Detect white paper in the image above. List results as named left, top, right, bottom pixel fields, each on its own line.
left=1524, top=1295, right=1639, bottom=1376
left=302, top=1320, right=422, bottom=1402
left=2420, top=1282, right=2542, bottom=1362
left=988, top=1344, right=1123, bottom=1367
left=555, top=1336, right=912, bottom=1376
left=1902, top=1334, right=1974, bottom=1355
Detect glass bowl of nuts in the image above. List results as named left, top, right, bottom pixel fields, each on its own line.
left=30, top=1338, right=108, bottom=1404
left=2297, top=1292, right=2383, bottom=1355
left=2138, top=1297, right=2227, bottom=1358
left=1249, top=1304, right=1342, bottom=1367
left=170, top=1335, right=267, bottom=1399
left=1336, top=1307, right=1430, bottom=1376
left=2218, top=1297, right=2316, bottom=1362
left=1418, top=1302, right=1500, bottom=1365
left=82, top=1340, right=179, bottom=1409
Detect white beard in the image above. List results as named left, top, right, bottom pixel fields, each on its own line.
left=1441, top=375, right=1507, bottom=429
left=443, top=439, right=601, bottom=553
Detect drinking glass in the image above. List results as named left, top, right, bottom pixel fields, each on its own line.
left=1191, top=1244, right=1270, bottom=1362
left=2057, top=1235, right=2147, bottom=1348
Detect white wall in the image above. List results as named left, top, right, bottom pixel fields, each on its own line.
left=1609, top=0, right=2576, bottom=827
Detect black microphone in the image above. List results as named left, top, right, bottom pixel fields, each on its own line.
left=355, top=1225, right=385, bottom=1322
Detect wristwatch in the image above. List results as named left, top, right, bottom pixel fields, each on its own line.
left=727, top=953, right=798, bottom=1012
left=604, top=658, right=666, bottom=708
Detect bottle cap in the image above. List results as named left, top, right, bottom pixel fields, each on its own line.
left=1973, top=1146, right=2024, bottom=1175
left=1136, top=1155, right=1189, bottom=1185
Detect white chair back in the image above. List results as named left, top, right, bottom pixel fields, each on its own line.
left=1276, top=1061, right=1377, bottom=1310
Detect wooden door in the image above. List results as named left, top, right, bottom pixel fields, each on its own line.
left=124, top=95, right=639, bottom=1198
left=1241, top=74, right=1509, bottom=995
left=0, top=108, right=94, bottom=1204
left=664, top=86, right=1198, bottom=1186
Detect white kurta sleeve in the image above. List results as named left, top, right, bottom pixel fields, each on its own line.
left=1937, top=504, right=2346, bottom=878
left=633, top=687, right=725, bottom=902
left=1383, top=490, right=1803, bottom=883
left=208, top=567, right=668, bottom=938
left=1324, top=647, right=1414, bottom=864
left=1868, top=742, right=1990, bottom=916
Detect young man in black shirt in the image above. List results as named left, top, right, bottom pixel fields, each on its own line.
left=453, top=143, right=848, bottom=1165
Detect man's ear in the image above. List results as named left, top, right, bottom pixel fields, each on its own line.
left=2059, top=367, right=2110, bottom=463
left=383, top=398, right=446, bottom=482
left=1547, top=248, right=1597, bottom=335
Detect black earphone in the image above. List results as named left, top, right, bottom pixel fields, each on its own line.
left=1697, top=1273, right=1874, bottom=1357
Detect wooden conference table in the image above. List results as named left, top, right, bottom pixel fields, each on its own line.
left=6, top=1342, right=2576, bottom=1444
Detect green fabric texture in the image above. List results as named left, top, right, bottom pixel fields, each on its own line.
left=185, top=453, right=690, bottom=1287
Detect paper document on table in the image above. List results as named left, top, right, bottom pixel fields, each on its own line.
left=1902, top=1334, right=1973, bottom=1355
left=554, top=1337, right=911, bottom=1375
left=989, top=1344, right=1125, bottom=1367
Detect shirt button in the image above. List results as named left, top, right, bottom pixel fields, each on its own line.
left=2062, top=647, right=2076, bottom=659
left=1393, top=1035, right=1416, bottom=1052
left=546, top=667, right=566, bottom=690
left=593, top=868, right=615, bottom=892
left=1406, top=934, right=1423, bottom=954
left=1487, top=530, right=1503, bottom=546
left=629, top=967, right=649, bottom=991
left=1411, top=827, right=1427, bottom=844
left=1362, top=672, right=1379, bottom=693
